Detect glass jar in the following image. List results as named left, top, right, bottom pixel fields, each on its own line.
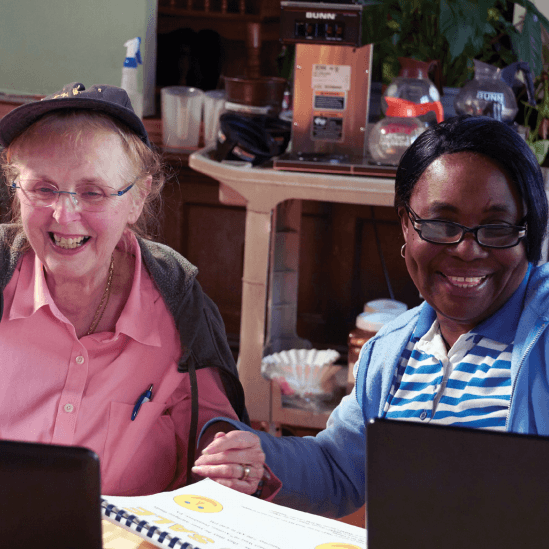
left=347, top=300, right=408, bottom=388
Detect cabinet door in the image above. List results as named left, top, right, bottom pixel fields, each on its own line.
left=160, top=165, right=246, bottom=340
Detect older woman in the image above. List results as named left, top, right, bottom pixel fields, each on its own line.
left=0, top=82, right=252, bottom=497
left=193, top=115, right=549, bottom=516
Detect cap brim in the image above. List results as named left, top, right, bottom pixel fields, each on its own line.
left=0, top=96, right=151, bottom=148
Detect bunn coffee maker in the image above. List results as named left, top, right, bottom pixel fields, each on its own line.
left=274, top=1, right=389, bottom=174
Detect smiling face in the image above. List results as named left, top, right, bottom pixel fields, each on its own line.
left=400, top=152, right=528, bottom=340
left=13, top=129, right=146, bottom=285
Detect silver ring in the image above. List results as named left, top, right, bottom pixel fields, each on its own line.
left=239, top=464, right=252, bottom=481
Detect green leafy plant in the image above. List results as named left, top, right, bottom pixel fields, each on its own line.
left=360, top=0, right=549, bottom=87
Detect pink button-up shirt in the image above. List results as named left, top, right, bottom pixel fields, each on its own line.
left=0, top=234, right=238, bottom=495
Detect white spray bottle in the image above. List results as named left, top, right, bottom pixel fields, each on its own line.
left=121, top=37, right=143, bottom=119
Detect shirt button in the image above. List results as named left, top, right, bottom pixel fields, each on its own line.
left=420, top=411, right=428, bottom=420
left=76, top=356, right=85, bottom=364
left=64, top=403, right=74, bottom=413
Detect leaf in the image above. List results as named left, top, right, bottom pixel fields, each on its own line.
left=529, top=139, right=549, bottom=164
left=439, top=0, right=496, bottom=61
left=511, top=8, right=542, bottom=77
left=444, top=22, right=475, bottom=60
left=515, top=0, right=549, bottom=33
left=524, top=10, right=543, bottom=76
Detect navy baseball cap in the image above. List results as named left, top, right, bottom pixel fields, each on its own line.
left=0, top=82, right=151, bottom=148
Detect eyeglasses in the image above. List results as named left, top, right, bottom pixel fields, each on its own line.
left=405, top=205, right=527, bottom=249
left=10, top=179, right=135, bottom=212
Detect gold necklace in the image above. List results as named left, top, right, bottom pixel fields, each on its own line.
left=87, top=254, right=115, bottom=335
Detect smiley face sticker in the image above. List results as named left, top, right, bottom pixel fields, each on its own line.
left=173, top=494, right=223, bottom=513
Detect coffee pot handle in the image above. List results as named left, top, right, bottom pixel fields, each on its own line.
left=427, top=59, right=443, bottom=96
left=501, top=61, right=536, bottom=107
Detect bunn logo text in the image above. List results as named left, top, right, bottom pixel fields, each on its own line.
left=306, top=12, right=337, bottom=20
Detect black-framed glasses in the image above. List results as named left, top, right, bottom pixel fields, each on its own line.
left=10, top=179, right=135, bottom=212
left=405, top=205, right=527, bottom=249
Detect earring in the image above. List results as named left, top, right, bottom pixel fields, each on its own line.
left=401, top=243, right=406, bottom=258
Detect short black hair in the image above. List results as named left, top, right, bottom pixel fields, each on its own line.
left=394, top=115, right=548, bottom=263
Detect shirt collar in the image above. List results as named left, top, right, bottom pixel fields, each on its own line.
left=413, top=263, right=532, bottom=345
left=94, top=232, right=161, bottom=347
left=9, top=251, right=58, bottom=321
left=9, top=232, right=162, bottom=347
left=416, top=319, right=449, bottom=362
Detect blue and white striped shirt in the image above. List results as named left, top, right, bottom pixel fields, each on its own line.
left=383, top=320, right=512, bottom=430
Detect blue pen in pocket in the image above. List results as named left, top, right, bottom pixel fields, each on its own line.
left=131, top=384, right=153, bottom=421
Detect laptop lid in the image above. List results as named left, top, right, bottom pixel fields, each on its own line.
left=0, top=440, right=102, bottom=549
left=367, top=418, right=549, bottom=549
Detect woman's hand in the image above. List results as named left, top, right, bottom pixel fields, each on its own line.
left=192, top=430, right=265, bottom=495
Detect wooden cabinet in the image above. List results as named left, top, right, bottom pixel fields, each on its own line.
left=156, top=0, right=283, bottom=86
left=297, top=200, right=421, bottom=351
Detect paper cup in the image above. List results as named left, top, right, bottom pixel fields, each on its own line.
left=161, top=86, right=204, bottom=149
left=203, top=90, right=226, bottom=148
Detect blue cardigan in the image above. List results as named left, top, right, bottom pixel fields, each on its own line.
left=204, top=262, right=549, bottom=518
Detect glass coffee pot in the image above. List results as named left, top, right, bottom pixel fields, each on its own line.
left=454, top=60, right=535, bottom=123
left=382, top=58, right=443, bottom=127
left=368, top=97, right=441, bottom=165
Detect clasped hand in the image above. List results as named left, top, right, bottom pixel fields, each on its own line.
left=192, top=431, right=265, bottom=495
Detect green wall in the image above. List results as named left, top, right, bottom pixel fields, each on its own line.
left=0, top=0, right=157, bottom=114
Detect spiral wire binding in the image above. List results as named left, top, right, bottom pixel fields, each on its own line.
left=101, top=499, right=201, bottom=549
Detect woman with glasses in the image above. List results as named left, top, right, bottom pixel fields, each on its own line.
left=192, top=115, right=549, bottom=517
left=0, top=82, right=264, bottom=497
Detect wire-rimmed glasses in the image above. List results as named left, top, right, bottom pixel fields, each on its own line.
left=10, top=179, right=136, bottom=212
left=405, top=205, right=527, bottom=249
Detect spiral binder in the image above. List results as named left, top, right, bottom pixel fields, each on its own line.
left=101, top=499, right=201, bottom=549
